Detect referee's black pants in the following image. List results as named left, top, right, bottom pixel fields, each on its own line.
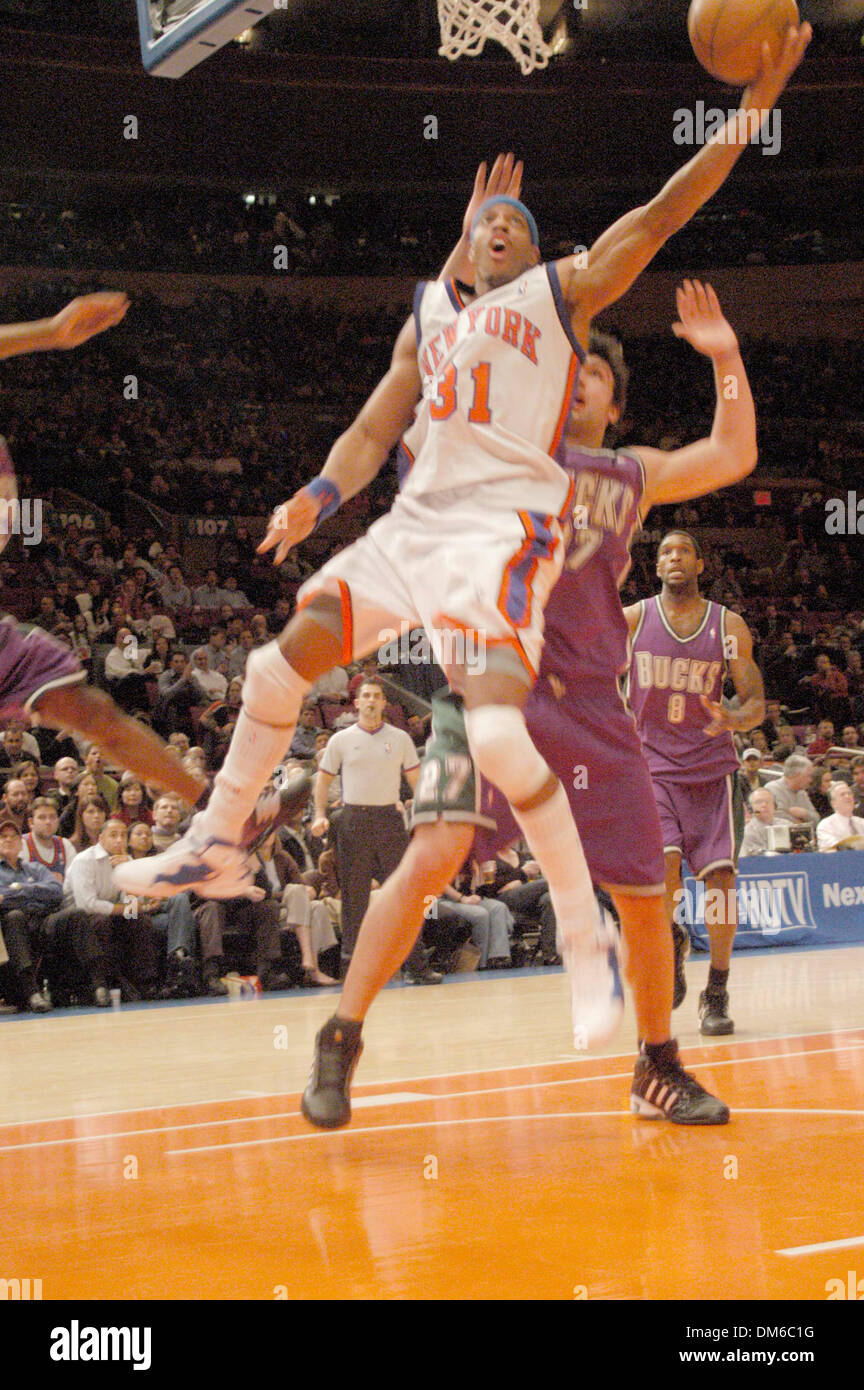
left=331, top=804, right=424, bottom=973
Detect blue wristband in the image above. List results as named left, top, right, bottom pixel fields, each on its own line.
left=304, top=477, right=342, bottom=524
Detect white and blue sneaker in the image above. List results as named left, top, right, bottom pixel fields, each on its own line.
left=113, top=820, right=255, bottom=901
left=562, top=892, right=624, bottom=1049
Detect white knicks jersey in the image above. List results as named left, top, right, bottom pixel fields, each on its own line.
left=396, top=264, right=585, bottom=517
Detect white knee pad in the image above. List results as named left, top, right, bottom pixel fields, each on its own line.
left=241, top=641, right=310, bottom=728
left=463, top=704, right=550, bottom=805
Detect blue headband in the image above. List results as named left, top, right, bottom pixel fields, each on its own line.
left=470, top=196, right=539, bottom=247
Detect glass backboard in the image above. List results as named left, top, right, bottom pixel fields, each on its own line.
left=136, top=0, right=273, bottom=78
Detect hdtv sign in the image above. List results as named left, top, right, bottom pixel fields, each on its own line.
left=682, top=867, right=817, bottom=949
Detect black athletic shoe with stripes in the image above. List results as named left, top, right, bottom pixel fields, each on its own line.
left=301, top=1016, right=364, bottom=1130
left=698, top=988, right=735, bottom=1036
left=630, top=1041, right=729, bottom=1125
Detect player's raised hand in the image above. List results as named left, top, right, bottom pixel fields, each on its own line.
left=744, top=21, right=811, bottom=108
left=257, top=489, right=320, bottom=566
left=462, top=152, right=523, bottom=242
left=47, top=293, right=130, bottom=349
left=671, top=280, right=738, bottom=361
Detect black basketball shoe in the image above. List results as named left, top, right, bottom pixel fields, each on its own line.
left=301, top=1016, right=364, bottom=1130
left=631, top=1040, right=730, bottom=1125
left=698, top=988, right=734, bottom=1036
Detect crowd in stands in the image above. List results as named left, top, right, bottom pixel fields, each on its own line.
left=2, top=192, right=861, bottom=281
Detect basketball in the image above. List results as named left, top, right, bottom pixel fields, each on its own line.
left=688, top=0, right=799, bottom=85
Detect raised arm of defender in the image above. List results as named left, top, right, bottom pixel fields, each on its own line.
left=259, top=316, right=422, bottom=565
left=635, top=280, right=757, bottom=511
left=559, top=23, right=811, bottom=337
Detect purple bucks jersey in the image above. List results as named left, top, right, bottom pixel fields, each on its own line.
left=540, top=444, right=645, bottom=684
left=628, top=597, right=739, bottom=784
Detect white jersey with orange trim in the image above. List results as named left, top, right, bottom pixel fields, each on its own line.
left=397, top=265, right=585, bottom=518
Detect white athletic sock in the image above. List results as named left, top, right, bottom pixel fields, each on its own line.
left=510, top=782, right=596, bottom=949
left=197, top=642, right=310, bottom=842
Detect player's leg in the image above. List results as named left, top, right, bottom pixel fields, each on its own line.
left=610, top=888, right=728, bottom=1125
left=664, top=848, right=690, bottom=1010
left=687, top=775, right=743, bottom=1035
left=302, top=822, right=474, bottom=1129
left=34, top=683, right=205, bottom=809
left=458, top=659, right=616, bottom=1045
left=699, top=866, right=737, bottom=1035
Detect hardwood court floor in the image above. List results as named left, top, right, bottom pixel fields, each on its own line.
left=1, top=946, right=864, bottom=1300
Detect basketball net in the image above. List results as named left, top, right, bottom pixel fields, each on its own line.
left=437, top=0, right=552, bottom=76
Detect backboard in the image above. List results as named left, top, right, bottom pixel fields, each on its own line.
left=136, top=0, right=274, bottom=78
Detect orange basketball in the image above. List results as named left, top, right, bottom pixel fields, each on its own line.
left=688, top=0, right=799, bottom=85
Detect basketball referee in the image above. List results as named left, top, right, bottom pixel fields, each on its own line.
left=312, top=675, right=441, bottom=984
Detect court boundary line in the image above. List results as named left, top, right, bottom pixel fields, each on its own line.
left=3, top=1022, right=864, bottom=1131
left=5, top=1040, right=864, bottom=1154
left=165, top=1104, right=864, bottom=1157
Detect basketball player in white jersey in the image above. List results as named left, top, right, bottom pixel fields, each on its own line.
left=119, top=29, right=810, bottom=1051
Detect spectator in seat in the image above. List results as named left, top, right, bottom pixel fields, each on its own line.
left=68, top=794, right=109, bottom=854
left=254, top=830, right=337, bottom=985
left=47, top=756, right=80, bottom=816
left=0, top=722, right=40, bottom=770
left=288, top=702, right=321, bottom=763
left=103, top=626, right=154, bottom=715
left=116, top=775, right=152, bottom=827
left=771, top=755, right=819, bottom=828
left=152, top=650, right=198, bottom=739
left=22, top=799, right=111, bottom=1007
left=151, top=794, right=183, bottom=852
left=203, top=625, right=228, bottom=670
left=13, top=760, right=42, bottom=801
left=738, top=747, right=766, bottom=805
left=198, top=679, right=242, bottom=770
left=193, top=570, right=230, bottom=611
left=806, top=719, right=835, bottom=757
left=63, top=817, right=160, bottom=1001
left=740, top=788, right=786, bottom=856
left=160, top=564, right=193, bottom=611
left=221, top=575, right=250, bottom=608
left=810, top=767, right=836, bottom=821
left=432, top=876, right=513, bottom=970
left=193, top=881, right=291, bottom=996
left=0, top=816, right=63, bottom=1011
left=190, top=647, right=227, bottom=702
left=83, top=744, right=119, bottom=811
left=816, top=782, right=864, bottom=852
left=0, top=778, right=34, bottom=833
left=851, top=757, right=864, bottom=818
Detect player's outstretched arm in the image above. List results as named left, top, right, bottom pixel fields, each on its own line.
left=560, top=24, right=811, bottom=326
left=701, top=613, right=765, bottom=736
left=0, top=294, right=130, bottom=360
left=635, top=281, right=757, bottom=511
left=438, top=153, right=523, bottom=285
left=0, top=438, right=18, bottom=559
left=259, top=316, right=422, bottom=565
